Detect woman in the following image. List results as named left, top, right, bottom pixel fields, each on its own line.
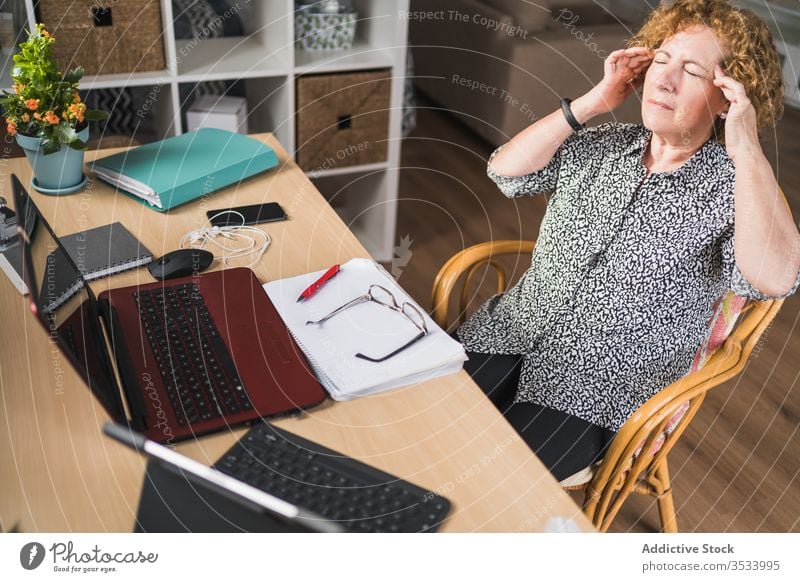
left=455, top=0, right=800, bottom=482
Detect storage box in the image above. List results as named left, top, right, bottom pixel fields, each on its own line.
left=37, top=0, right=165, bottom=75
left=294, top=11, right=357, bottom=51
left=0, top=12, right=14, bottom=55
left=296, top=69, right=391, bottom=171
left=186, top=95, right=248, bottom=134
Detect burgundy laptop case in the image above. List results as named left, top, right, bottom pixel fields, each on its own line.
left=99, top=268, right=327, bottom=442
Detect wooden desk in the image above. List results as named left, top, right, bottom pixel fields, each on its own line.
left=0, top=134, right=591, bottom=532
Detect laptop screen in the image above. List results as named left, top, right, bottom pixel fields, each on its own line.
left=12, top=175, right=126, bottom=423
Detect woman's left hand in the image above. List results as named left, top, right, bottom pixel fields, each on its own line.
left=713, top=65, right=761, bottom=163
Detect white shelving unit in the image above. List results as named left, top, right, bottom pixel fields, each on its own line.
left=1, top=0, right=408, bottom=261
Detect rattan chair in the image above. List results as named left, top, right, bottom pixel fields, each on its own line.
left=432, top=239, right=783, bottom=532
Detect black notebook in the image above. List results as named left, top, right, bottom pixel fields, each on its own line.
left=40, top=222, right=152, bottom=312
left=0, top=243, right=26, bottom=295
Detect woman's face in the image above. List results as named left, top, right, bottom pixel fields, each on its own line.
left=641, top=25, right=729, bottom=143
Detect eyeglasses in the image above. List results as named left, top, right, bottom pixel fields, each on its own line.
left=305, top=284, right=429, bottom=362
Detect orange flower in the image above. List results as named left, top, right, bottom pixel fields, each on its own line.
left=25, top=98, right=39, bottom=111
left=44, top=110, right=60, bottom=125
left=68, top=102, right=86, bottom=123
left=41, top=29, right=51, bottom=39
left=21, top=113, right=30, bottom=122
left=6, top=119, right=16, bottom=136
left=72, top=92, right=81, bottom=103
left=33, top=112, right=42, bottom=121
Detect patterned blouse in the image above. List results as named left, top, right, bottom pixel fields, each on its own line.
left=456, top=122, right=800, bottom=432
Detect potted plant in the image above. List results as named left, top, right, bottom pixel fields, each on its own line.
left=1, top=24, right=108, bottom=194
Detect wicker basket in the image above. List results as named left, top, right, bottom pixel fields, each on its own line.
left=296, top=69, right=391, bottom=171
left=36, top=0, right=165, bottom=75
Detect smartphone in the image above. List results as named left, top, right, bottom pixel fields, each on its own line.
left=207, top=202, right=287, bottom=227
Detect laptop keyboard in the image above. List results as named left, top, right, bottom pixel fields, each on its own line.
left=215, top=423, right=452, bottom=532
left=134, top=283, right=252, bottom=425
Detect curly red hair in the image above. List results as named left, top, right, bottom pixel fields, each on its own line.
left=629, top=0, right=784, bottom=137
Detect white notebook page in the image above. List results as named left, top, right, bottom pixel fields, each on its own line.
left=262, top=258, right=466, bottom=399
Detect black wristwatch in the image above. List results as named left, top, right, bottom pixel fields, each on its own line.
left=560, top=98, right=585, bottom=132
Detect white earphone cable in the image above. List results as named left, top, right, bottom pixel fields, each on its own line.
left=180, top=210, right=271, bottom=268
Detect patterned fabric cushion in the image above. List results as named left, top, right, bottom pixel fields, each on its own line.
left=690, top=291, right=749, bottom=371
left=635, top=290, right=748, bottom=458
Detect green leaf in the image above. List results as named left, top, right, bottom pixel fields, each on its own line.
left=63, top=67, right=84, bottom=84
left=53, top=123, right=77, bottom=143
left=41, top=138, right=61, bottom=155
left=68, top=138, right=88, bottom=151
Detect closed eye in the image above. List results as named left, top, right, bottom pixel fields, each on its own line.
left=685, top=68, right=704, bottom=78
left=653, top=61, right=704, bottom=79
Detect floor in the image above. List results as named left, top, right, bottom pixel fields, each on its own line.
left=394, top=95, right=800, bottom=532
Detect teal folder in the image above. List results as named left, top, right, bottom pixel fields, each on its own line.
left=88, top=128, right=279, bottom=212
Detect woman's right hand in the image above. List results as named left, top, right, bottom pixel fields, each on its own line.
left=489, top=47, right=651, bottom=177
left=575, top=47, right=652, bottom=120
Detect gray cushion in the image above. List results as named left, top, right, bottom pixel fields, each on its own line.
left=555, top=1, right=621, bottom=27
left=482, top=0, right=552, bottom=32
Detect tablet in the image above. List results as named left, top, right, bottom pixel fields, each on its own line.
left=103, top=422, right=342, bottom=533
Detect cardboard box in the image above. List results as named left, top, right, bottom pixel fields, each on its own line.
left=186, top=95, right=248, bottom=134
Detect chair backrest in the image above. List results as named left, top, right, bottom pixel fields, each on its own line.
left=584, top=297, right=782, bottom=531
left=431, top=240, right=535, bottom=329
left=631, top=290, right=750, bottom=461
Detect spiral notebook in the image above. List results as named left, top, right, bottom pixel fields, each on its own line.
left=41, top=222, right=153, bottom=312
left=262, top=258, right=467, bottom=400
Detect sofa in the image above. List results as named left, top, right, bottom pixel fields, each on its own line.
left=409, top=0, right=648, bottom=146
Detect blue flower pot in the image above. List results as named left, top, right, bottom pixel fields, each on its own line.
left=15, top=126, right=89, bottom=194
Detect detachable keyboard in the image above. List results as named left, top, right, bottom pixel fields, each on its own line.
left=214, top=423, right=452, bottom=532
left=134, top=283, right=252, bottom=425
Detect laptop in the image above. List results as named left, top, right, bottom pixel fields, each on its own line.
left=12, top=174, right=327, bottom=443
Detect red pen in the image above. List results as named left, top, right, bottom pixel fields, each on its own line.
left=297, top=264, right=341, bottom=302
